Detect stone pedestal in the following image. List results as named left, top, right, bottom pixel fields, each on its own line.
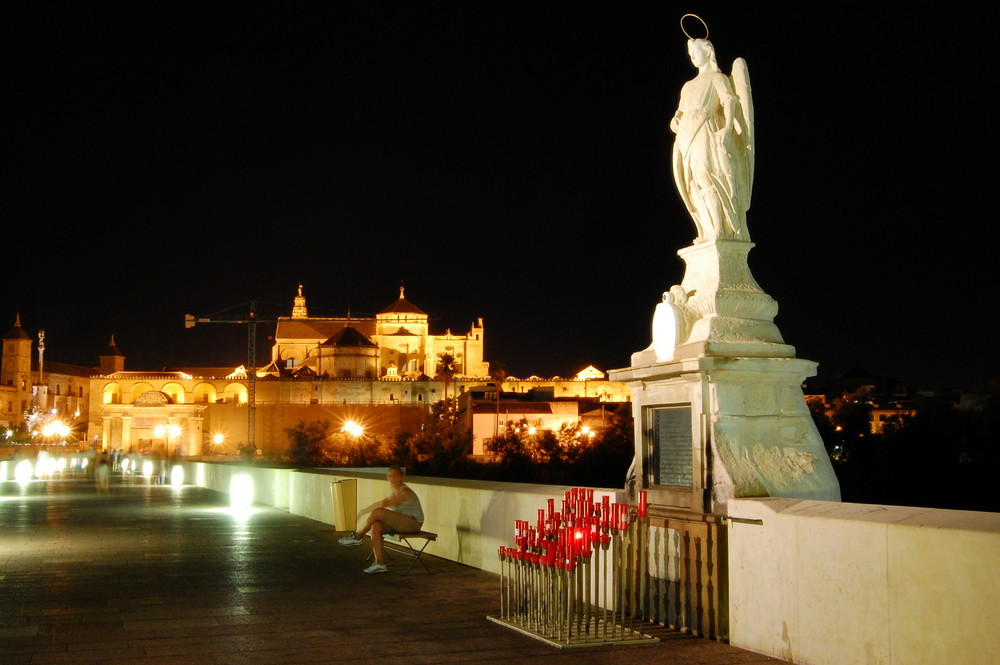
left=611, top=240, right=840, bottom=515
left=612, top=355, right=840, bottom=515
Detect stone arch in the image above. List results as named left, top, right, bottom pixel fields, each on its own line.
left=224, top=383, right=248, bottom=404
left=192, top=382, right=218, bottom=404
left=102, top=382, right=123, bottom=405
left=130, top=382, right=154, bottom=403
left=162, top=382, right=186, bottom=405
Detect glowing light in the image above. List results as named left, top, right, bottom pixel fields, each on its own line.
left=154, top=425, right=166, bottom=438
left=343, top=421, right=363, bottom=437
left=230, top=474, right=255, bottom=510
left=41, top=420, right=70, bottom=439
left=120, top=458, right=129, bottom=473
left=34, top=451, right=55, bottom=478
left=213, top=433, right=224, bottom=446
left=15, top=460, right=33, bottom=486
left=170, top=465, right=184, bottom=487
left=142, top=460, right=154, bottom=478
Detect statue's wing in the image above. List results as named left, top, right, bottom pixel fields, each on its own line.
left=730, top=57, right=754, bottom=192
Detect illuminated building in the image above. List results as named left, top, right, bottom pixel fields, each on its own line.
left=261, top=284, right=488, bottom=380
left=1, top=315, right=91, bottom=440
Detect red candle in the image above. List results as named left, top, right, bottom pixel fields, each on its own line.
left=638, top=490, right=648, bottom=518
left=547, top=498, right=555, bottom=519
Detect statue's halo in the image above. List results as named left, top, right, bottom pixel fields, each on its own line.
left=680, top=13, right=709, bottom=40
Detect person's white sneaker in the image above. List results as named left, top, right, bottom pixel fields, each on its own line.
left=338, top=533, right=363, bottom=547
left=363, top=562, right=388, bottom=574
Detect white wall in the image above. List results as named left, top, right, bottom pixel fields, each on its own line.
left=727, top=498, right=1000, bottom=665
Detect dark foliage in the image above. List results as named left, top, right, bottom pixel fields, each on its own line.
left=813, top=388, right=999, bottom=512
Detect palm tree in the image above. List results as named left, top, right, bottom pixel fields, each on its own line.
left=489, top=362, right=508, bottom=439
left=436, top=353, right=457, bottom=404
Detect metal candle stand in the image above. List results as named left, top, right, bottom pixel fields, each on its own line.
left=487, top=489, right=657, bottom=648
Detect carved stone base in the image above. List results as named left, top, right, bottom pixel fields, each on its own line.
left=681, top=239, right=791, bottom=345
left=609, top=356, right=841, bottom=515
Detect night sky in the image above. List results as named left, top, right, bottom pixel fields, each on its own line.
left=4, top=4, right=997, bottom=389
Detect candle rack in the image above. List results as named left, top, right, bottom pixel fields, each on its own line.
left=487, top=488, right=658, bottom=648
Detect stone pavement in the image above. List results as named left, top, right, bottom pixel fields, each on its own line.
left=1, top=474, right=790, bottom=665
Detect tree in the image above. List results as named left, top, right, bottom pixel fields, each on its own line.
left=489, top=362, right=508, bottom=439
left=484, top=420, right=534, bottom=481
left=573, top=404, right=634, bottom=488
left=436, top=353, right=457, bottom=403
left=284, top=420, right=394, bottom=467
left=405, top=400, right=476, bottom=477
left=285, top=420, right=335, bottom=465
left=828, top=388, right=875, bottom=460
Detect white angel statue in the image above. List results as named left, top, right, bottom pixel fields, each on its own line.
left=669, top=38, right=754, bottom=242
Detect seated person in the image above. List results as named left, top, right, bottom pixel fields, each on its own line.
left=338, top=465, right=424, bottom=574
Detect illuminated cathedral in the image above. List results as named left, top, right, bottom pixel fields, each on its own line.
left=261, top=285, right=488, bottom=380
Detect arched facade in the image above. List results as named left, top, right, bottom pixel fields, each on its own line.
left=100, top=390, right=207, bottom=455
left=267, top=286, right=489, bottom=380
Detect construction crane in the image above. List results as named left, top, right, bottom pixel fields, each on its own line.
left=184, top=301, right=278, bottom=453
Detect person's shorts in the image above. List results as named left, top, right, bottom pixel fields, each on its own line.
left=380, top=509, right=422, bottom=534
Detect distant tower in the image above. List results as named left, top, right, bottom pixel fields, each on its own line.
left=2, top=315, right=35, bottom=425
left=99, top=335, right=126, bottom=375
left=292, top=283, right=308, bottom=319
left=2, top=314, right=33, bottom=387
